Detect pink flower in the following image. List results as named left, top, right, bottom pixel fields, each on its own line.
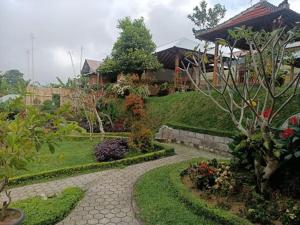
left=281, top=128, right=295, bottom=139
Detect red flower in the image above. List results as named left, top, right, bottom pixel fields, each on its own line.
left=262, top=108, right=272, bottom=119
left=281, top=128, right=295, bottom=139
left=289, top=116, right=298, bottom=125
left=175, top=67, right=181, bottom=73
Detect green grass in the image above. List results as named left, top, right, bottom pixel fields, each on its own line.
left=134, top=160, right=218, bottom=225
left=145, top=91, right=300, bottom=132
left=134, top=159, right=251, bottom=225
left=11, top=187, right=84, bottom=225
left=13, top=139, right=99, bottom=177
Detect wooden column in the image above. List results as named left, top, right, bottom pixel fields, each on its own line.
left=291, top=65, right=295, bottom=82
left=213, top=41, right=219, bottom=86
left=174, top=53, right=180, bottom=88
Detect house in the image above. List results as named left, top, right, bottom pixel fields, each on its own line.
left=81, top=59, right=117, bottom=87
left=196, top=0, right=300, bottom=85
left=145, top=37, right=230, bottom=88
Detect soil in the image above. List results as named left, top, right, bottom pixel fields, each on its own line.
left=181, top=175, right=284, bottom=225
left=0, top=209, right=22, bottom=225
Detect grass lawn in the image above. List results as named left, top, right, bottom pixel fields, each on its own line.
left=13, top=139, right=100, bottom=177
left=113, top=91, right=300, bottom=133
left=134, top=159, right=218, bottom=225
left=11, top=187, right=84, bottom=225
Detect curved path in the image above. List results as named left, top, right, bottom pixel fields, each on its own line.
left=6, top=144, right=227, bottom=225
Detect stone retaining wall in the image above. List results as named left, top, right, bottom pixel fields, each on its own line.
left=155, top=125, right=232, bottom=156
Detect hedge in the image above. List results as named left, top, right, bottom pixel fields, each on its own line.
left=11, top=187, right=84, bottom=225
left=9, top=143, right=175, bottom=186
left=166, top=122, right=236, bottom=137
left=168, top=165, right=251, bottom=225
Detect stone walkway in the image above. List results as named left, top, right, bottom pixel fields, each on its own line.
left=6, top=144, right=227, bottom=225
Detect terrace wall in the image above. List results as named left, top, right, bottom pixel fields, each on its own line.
left=155, top=125, right=232, bottom=156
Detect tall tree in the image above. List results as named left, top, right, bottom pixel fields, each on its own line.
left=188, top=0, right=226, bottom=36
left=98, top=17, right=162, bottom=79
left=0, top=70, right=28, bottom=94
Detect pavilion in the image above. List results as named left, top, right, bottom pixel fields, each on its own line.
left=196, top=0, right=300, bottom=85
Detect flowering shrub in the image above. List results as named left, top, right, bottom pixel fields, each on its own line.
left=111, top=83, right=131, bottom=98
left=213, top=163, right=234, bottom=193
left=276, top=115, right=300, bottom=160
left=94, top=139, right=129, bottom=162
left=182, top=161, right=216, bottom=190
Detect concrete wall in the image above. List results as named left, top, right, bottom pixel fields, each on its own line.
left=155, top=125, right=232, bottom=156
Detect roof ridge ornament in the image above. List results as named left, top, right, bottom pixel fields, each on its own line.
left=278, top=0, right=290, bottom=9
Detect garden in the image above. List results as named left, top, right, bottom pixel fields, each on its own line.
left=134, top=16, right=300, bottom=225
left=1, top=1, right=300, bottom=224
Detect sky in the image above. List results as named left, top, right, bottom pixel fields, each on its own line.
left=0, top=0, right=300, bottom=84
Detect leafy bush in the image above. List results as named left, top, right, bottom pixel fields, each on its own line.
left=181, top=161, right=216, bottom=190
left=281, top=202, right=300, bottom=225
left=94, top=138, right=129, bottom=162
left=41, top=100, right=57, bottom=113
left=129, top=85, right=150, bottom=99
left=244, top=191, right=279, bottom=225
left=125, top=94, right=145, bottom=118
left=129, top=122, right=153, bottom=153
left=229, top=134, right=255, bottom=170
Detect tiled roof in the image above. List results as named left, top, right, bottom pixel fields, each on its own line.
left=85, top=59, right=101, bottom=73
left=215, top=0, right=278, bottom=31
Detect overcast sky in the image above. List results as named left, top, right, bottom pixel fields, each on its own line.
left=0, top=0, right=299, bottom=84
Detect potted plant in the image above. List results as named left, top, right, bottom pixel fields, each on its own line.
left=0, top=99, right=78, bottom=224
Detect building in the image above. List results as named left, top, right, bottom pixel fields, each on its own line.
left=196, top=0, right=300, bottom=85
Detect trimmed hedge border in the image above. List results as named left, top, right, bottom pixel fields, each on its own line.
left=11, top=187, right=84, bottom=225
left=168, top=165, right=251, bottom=225
left=166, top=122, right=236, bottom=137
left=9, top=143, right=175, bottom=186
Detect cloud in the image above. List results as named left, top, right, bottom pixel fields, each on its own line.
left=0, top=0, right=299, bottom=84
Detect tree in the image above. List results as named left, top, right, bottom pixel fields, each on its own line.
left=188, top=0, right=226, bottom=36
left=0, top=70, right=29, bottom=94
left=181, top=26, right=300, bottom=194
left=98, top=17, right=162, bottom=79
left=0, top=98, right=79, bottom=221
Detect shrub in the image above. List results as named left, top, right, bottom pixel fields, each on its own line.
left=281, top=202, right=300, bottom=225
left=41, top=100, right=57, bottom=113
left=181, top=161, right=216, bottom=191
left=94, top=138, right=129, bottom=162
left=125, top=94, right=145, bottom=117
left=129, top=122, right=153, bottom=153
left=229, top=134, right=255, bottom=170
left=129, top=85, right=150, bottom=99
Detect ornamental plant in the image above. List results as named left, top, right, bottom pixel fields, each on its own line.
left=0, top=98, right=79, bottom=221
left=182, top=26, right=300, bottom=194
left=276, top=115, right=300, bottom=160
left=94, top=138, right=129, bottom=162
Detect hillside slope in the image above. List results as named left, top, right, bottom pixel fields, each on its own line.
left=145, top=91, right=300, bottom=133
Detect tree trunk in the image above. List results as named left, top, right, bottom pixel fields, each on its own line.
left=0, top=177, right=9, bottom=221
left=94, top=108, right=105, bottom=134
left=254, top=156, right=279, bottom=194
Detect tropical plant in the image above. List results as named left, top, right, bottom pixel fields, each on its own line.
left=0, top=98, right=79, bottom=221
left=181, top=26, right=300, bottom=193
